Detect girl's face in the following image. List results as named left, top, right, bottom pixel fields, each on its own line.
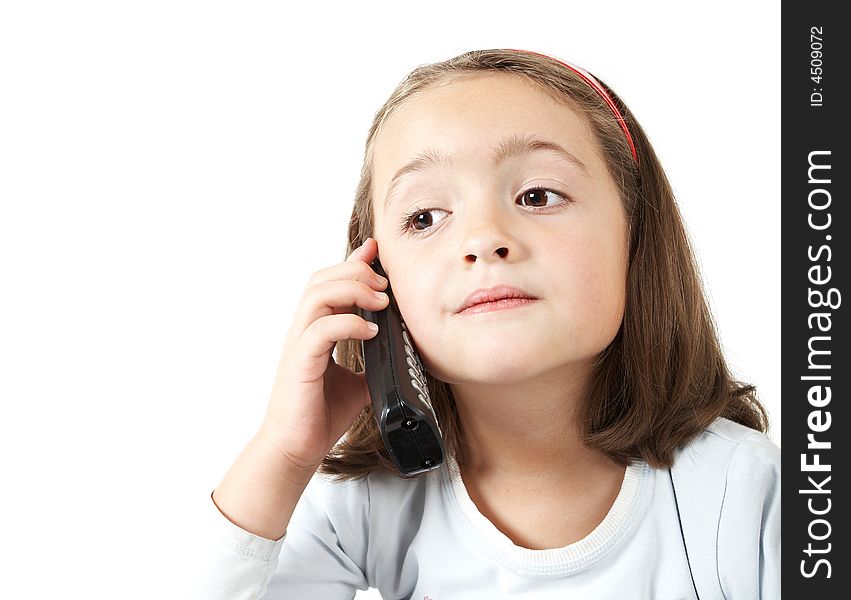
left=370, top=73, right=629, bottom=386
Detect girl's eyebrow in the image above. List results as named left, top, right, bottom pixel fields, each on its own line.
left=383, top=134, right=589, bottom=211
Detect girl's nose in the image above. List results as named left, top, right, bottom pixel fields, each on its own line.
left=465, top=245, right=510, bottom=263
left=460, top=205, right=517, bottom=264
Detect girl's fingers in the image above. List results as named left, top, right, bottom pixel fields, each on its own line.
left=309, top=239, right=384, bottom=288
left=282, top=238, right=387, bottom=351
left=310, top=259, right=386, bottom=289
left=292, top=313, right=379, bottom=382
left=346, top=237, right=378, bottom=263
left=306, top=279, right=389, bottom=315
left=291, top=278, right=389, bottom=338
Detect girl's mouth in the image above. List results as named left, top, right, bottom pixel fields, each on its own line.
left=456, top=285, right=538, bottom=314
left=457, top=297, right=538, bottom=315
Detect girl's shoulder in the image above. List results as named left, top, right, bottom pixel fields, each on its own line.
left=675, top=416, right=780, bottom=479
left=667, top=417, right=780, bottom=549
left=669, top=420, right=781, bottom=598
left=305, top=464, right=434, bottom=521
left=704, top=416, right=779, bottom=449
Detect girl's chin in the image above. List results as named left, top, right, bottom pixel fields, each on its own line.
left=426, top=359, right=554, bottom=386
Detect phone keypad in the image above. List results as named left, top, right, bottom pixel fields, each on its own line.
left=401, top=322, right=435, bottom=416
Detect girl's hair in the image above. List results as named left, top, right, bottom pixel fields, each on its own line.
left=318, top=48, right=769, bottom=482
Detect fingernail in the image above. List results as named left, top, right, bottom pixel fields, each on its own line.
left=374, top=291, right=388, bottom=301
left=367, top=322, right=379, bottom=333
left=376, top=275, right=388, bottom=285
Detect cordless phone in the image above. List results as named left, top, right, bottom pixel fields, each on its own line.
left=359, top=257, right=445, bottom=477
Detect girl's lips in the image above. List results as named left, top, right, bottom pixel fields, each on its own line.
left=456, top=285, right=538, bottom=313
left=457, top=297, right=538, bottom=315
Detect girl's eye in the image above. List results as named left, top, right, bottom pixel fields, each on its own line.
left=400, top=208, right=449, bottom=235
left=517, top=187, right=570, bottom=209
left=399, top=187, right=572, bottom=236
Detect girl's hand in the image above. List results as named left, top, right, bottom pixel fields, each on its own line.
left=256, top=238, right=389, bottom=475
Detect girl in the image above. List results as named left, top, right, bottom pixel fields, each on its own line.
left=200, top=49, right=780, bottom=599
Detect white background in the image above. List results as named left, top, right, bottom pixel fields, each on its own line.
left=0, top=1, right=779, bottom=597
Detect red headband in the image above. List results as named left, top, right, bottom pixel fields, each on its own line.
left=504, top=48, right=639, bottom=164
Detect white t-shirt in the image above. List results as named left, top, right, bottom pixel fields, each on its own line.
left=193, top=417, right=780, bottom=599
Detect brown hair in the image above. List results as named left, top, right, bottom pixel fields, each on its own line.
left=317, top=49, right=768, bottom=482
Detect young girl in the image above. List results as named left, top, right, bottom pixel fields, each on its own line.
left=200, top=49, right=780, bottom=599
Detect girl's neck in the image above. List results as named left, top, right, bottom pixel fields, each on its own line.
left=450, top=361, right=612, bottom=479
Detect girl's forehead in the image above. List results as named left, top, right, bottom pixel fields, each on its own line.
left=381, top=74, right=587, bottom=142
left=371, top=75, right=603, bottom=193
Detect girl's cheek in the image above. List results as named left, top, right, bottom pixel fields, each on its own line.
left=398, top=280, right=433, bottom=326
left=393, top=269, right=443, bottom=335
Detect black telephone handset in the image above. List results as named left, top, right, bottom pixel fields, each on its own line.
left=359, top=257, right=445, bottom=477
